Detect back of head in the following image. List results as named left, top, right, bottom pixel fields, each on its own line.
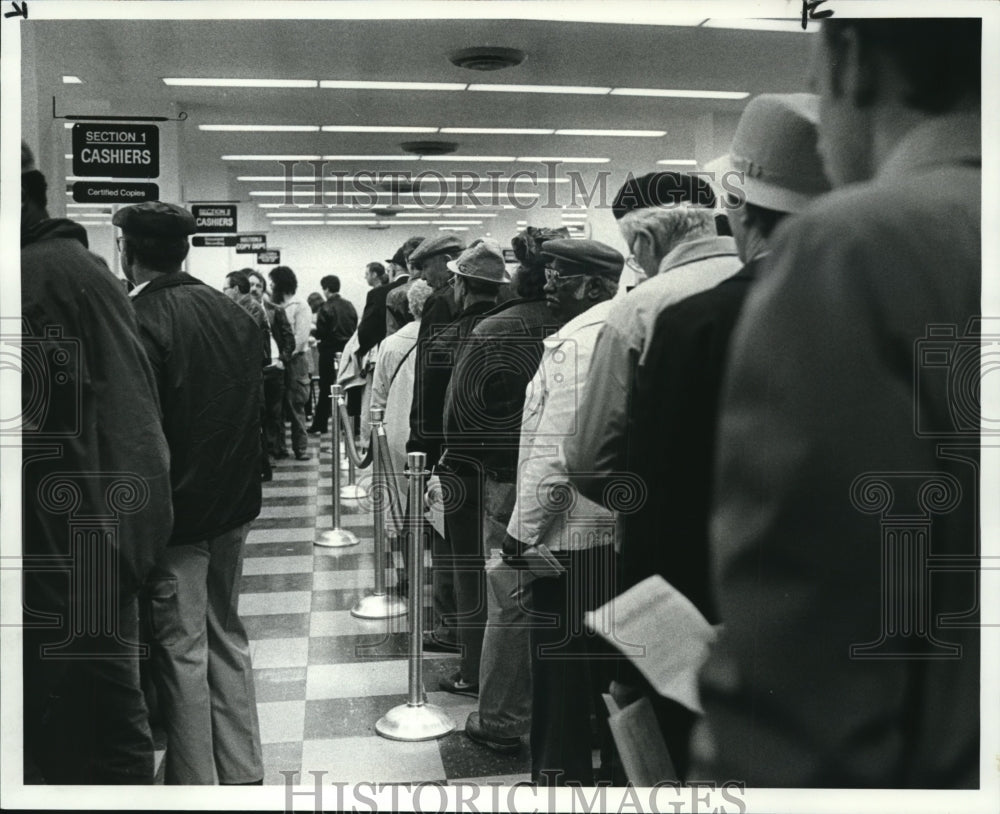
left=822, top=18, right=980, bottom=114
left=321, top=274, right=341, bottom=294
left=227, top=270, right=251, bottom=294
left=269, top=265, right=298, bottom=301
left=21, top=141, right=48, bottom=215
left=511, top=225, right=571, bottom=299
left=113, top=201, right=196, bottom=274
left=407, top=279, right=434, bottom=319
left=367, top=261, right=388, bottom=284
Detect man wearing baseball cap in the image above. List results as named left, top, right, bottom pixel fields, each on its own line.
left=503, top=238, right=625, bottom=783
left=413, top=240, right=506, bottom=665
left=698, top=19, right=980, bottom=787
left=621, top=93, right=831, bottom=779
left=564, top=171, right=741, bottom=511
left=20, top=145, right=173, bottom=784
left=115, top=201, right=265, bottom=785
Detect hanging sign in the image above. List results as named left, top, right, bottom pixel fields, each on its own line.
left=72, top=123, right=159, bottom=178
left=192, top=235, right=238, bottom=248
left=72, top=181, right=159, bottom=203
left=235, top=234, right=267, bottom=253
left=256, top=249, right=280, bottom=265
left=191, top=204, right=238, bottom=233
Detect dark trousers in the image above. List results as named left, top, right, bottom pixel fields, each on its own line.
left=263, top=365, right=285, bottom=457
left=309, top=348, right=340, bottom=432
left=23, top=593, right=154, bottom=784
left=440, top=467, right=488, bottom=684
left=530, top=543, right=619, bottom=786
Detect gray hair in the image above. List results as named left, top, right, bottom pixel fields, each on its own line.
left=407, top=279, right=434, bottom=319
left=618, top=205, right=717, bottom=266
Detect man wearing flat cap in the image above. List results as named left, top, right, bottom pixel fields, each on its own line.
left=564, top=171, right=740, bottom=520
left=620, top=93, right=831, bottom=780
left=115, top=201, right=265, bottom=785
left=385, top=235, right=425, bottom=335
left=20, top=145, right=173, bottom=784
left=410, top=239, right=503, bottom=663
left=504, top=238, right=625, bottom=784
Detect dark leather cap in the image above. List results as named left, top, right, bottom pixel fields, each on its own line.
left=540, top=238, right=624, bottom=278
left=612, top=171, right=716, bottom=220
left=112, top=201, right=197, bottom=237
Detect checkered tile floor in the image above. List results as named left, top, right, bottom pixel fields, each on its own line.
left=241, top=435, right=531, bottom=786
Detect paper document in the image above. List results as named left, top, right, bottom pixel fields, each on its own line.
left=584, top=575, right=717, bottom=714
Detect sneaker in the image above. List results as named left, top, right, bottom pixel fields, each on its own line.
left=439, top=671, right=479, bottom=696
left=422, top=634, right=460, bottom=654
left=295, top=452, right=312, bottom=461
left=465, top=712, right=521, bottom=755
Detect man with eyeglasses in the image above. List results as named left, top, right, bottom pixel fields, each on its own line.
left=564, top=172, right=740, bottom=521
left=503, top=238, right=625, bottom=784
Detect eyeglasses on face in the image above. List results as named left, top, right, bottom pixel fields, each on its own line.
left=544, top=267, right=587, bottom=285
left=624, top=255, right=643, bottom=273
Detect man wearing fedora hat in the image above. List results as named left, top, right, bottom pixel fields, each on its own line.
left=413, top=240, right=508, bottom=687
left=564, top=171, right=741, bottom=512
left=620, top=93, right=830, bottom=779
left=698, top=19, right=981, bottom=786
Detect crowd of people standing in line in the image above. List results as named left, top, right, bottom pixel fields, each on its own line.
left=19, top=18, right=981, bottom=790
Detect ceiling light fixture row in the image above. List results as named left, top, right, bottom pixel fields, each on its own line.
left=224, top=155, right=612, bottom=163
left=202, top=124, right=666, bottom=137
left=166, top=77, right=747, bottom=99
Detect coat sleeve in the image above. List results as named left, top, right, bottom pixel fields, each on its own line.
left=695, top=207, right=979, bottom=787
left=357, top=288, right=386, bottom=358
left=564, top=318, right=634, bottom=505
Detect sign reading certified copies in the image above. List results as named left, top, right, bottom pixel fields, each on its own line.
left=235, top=234, right=267, bottom=253
left=191, top=204, right=238, bottom=233
left=257, top=250, right=280, bottom=265
left=72, top=181, right=159, bottom=204
left=72, top=123, right=159, bottom=178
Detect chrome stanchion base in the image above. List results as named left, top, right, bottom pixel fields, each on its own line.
left=315, top=528, right=359, bottom=548
left=376, top=702, right=455, bottom=741
left=351, top=592, right=408, bottom=619
left=340, top=483, right=367, bottom=501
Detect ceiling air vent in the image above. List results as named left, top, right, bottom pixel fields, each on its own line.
left=372, top=207, right=401, bottom=217
left=449, top=47, right=526, bottom=71
left=400, top=141, right=458, bottom=156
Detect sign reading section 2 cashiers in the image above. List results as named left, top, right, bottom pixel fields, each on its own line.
left=191, top=204, right=238, bottom=234
left=72, top=123, right=159, bottom=178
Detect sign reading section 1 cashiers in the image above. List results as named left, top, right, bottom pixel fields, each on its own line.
left=191, top=204, right=238, bottom=234
left=72, top=123, right=159, bottom=178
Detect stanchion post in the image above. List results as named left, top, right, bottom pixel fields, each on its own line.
left=351, top=407, right=407, bottom=619
left=375, top=452, right=455, bottom=741
left=316, top=385, right=359, bottom=548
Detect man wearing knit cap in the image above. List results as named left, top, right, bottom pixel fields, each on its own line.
left=115, top=201, right=265, bottom=785
left=697, top=19, right=981, bottom=787
left=564, top=171, right=741, bottom=508
left=414, top=240, right=506, bottom=671
left=20, top=144, right=173, bottom=783
left=620, top=94, right=831, bottom=780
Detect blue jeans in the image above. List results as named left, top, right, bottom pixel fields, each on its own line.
left=477, top=477, right=533, bottom=736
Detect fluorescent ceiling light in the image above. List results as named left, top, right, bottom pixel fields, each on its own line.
left=201, top=124, right=319, bottom=132
left=517, top=157, right=610, bottom=164
left=394, top=212, right=441, bottom=218
left=448, top=212, right=498, bottom=218
left=323, top=155, right=417, bottom=161
left=326, top=212, right=376, bottom=218
left=322, top=125, right=438, bottom=133
left=327, top=220, right=391, bottom=225
left=320, top=80, right=466, bottom=91
left=701, top=18, right=820, bottom=33
left=427, top=156, right=517, bottom=162
left=224, top=155, right=322, bottom=161
left=62, top=75, right=82, bottom=84
left=271, top=220, right=331, bottom=225
left=265, top=211, right=325, bottom=217
left=657, top=159, right=699, bottom=165
left=609, top=87, right=748, bottom=99
left=164, top=77, right=317, bottom=88
left=555, top=129, right=666, bottom=137
left=383, top=220, right=432, bottom=226
left=468, top=84, right=610, bottom=95
left=561, top=214, right=589, bottom=219
left=440, top=127, right=554, bottom=135
left=437, top=221, right=483, bottom=226
left=439, top=227, right=470, bottom=231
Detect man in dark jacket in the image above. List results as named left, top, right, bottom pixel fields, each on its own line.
left=416, top=240, right=509, bottom=694
left=444, top=227, right=568, bottom=750
left=115, top=201, right=264, bottom=785
left=355, top=262, right=400, bottom=361
left=248, top=269, right=295, bottom=460
left=20, top=144, right=173, bottom=784
left=624, top=93, right=830, bottom=779
left=308, top=274, right=358, bottom=434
